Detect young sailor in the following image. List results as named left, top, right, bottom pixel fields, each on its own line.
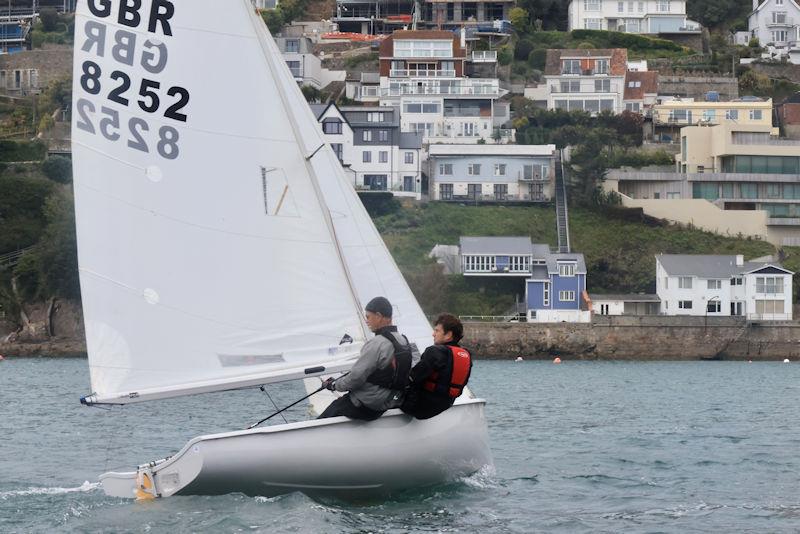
left=401, top=313, right=472, bottom=420
left=318, top=296, right=419, bottom=421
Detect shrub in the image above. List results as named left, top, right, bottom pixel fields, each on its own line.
left=497, top=46, right=513, bottom=66
left=42, top=156, right=73, bottom=184
left=514, top=39, right=534, bottom=61
left=528, top=48, right=547, bottom=70
left=39, top=8, right=59, bottom=32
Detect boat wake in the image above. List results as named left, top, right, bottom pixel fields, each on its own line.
left=459, top=464, right=500, bottom=490
left=0, top=481, right=99, bottom=500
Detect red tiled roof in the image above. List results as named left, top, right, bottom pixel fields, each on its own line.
left=544, top=48, right=628, bottom=76
left=623, top=71, right=658, bottom=100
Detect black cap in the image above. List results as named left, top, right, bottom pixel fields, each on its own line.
left=365, top=296, right=392, bottom=318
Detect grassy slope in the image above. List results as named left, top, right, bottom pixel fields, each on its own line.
left=374, top=203, right=777, bottom=315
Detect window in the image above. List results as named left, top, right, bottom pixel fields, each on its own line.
left=468, top=164, right=481, bottom=175
left=403, top=176, right=415, bottom=192
left=331, top=143, right=343, bottom=162
left=707, top=301, right=721, bottom=313
left=285, top=39, right=300, bottom=52
left=628, top=1, right=634, bottom=12
left=405, top=151, right=414, bottom=164
left=467, top=184, right=482, bottom=199
left=595, top=79, right=611, bottom=92
left=618, top=1, right=624, bottom=12
left=772, top=12, right=787, bottom=24
left=776, top=0, right=784, bottom=3
left=494, top=184, right=508, bottom=200
left=393, top=39, right=453, bottom=58
left=707, top=279, right=722, bottom=290
left=322, top=120, right=342, bottom=134
left=285, top=61, right=301, bottom=77
left=625, top=102, right=641, bottom=112
left=439, top=163, right=453, bottom=175
left=362, top=151, right=371, bottom=163
left=750, top=109, right=763, bottom=120
left=756, top=300, right=784, bottom=315
left=378, top=130, right=389, bottom=142
left=559, top=290, right=576, bottom=302
left=756, top=276, right=784, bottom=294
left=562, top=59, right=581, bottom=74
left=656, top=0, right=669, bottom=11
left=702, top=109, right=716, bottom=122
left=583, top=0, right=601, bottom=10
left=404, top=102, right=440, bottom=114
left=362, top=131, right=372, bottom=142
left=379, top=151, right=388, bottom=163
left=664, top=277, right=669, bottom=289
left=494, top=164, right=507, bottom=176
left=679, top=277, right=692, bottom=289
left=679, top=300, right=693, bottom=309
left=363, top=175, right=387, bottom=191
left=595, top=59, right=609, bottom=74
left=628, top=80, right=641, bottom=88
left=584, top=18, right=603, bottom=29
left=731, top=277, right=743, bottom=286
left=560, top=80, right=581, bottom=93
left=439, top=183, right=453, bottom=200
left=725, top=109, right=738, bottom=120
left=558, top=263, right=576, bottom=277
left=367, top=112, right=385, bottom=122
left=638, top=1, right=644, bottom=10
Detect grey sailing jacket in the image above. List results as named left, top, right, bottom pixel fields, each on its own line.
left=333, top=326, right=421, bottom=412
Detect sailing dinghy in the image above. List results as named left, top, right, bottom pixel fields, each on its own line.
left=72, top=0, right=491, bottom=498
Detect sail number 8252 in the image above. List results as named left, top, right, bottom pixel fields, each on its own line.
left=76, top=98, right=180, bottom=160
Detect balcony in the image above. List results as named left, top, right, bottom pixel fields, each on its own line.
left=549, top=85, right=618, bottom=94
left=381, top=79, right=500, bottom=97
left=767, top=16, right=794, bottom=27
left=439, top=194, right=549, bottom=203
left=471, top=51, right=497, bottom=63
left=518, top=171, right=549, bottom=182
left=560, top=69, right=609, bottom=76
left=389, top=69, right=456, bottom=78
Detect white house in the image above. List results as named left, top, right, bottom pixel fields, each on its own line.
left=311, top=103, right=424, bottom=198
left=656, top=254, right=794, bottom=320
left=567, top=0, right=700, bottom=33
left=747, top=0, right=800, bottom=62
left=544, top=48, right=629, bottom=114
left=429, top=144, right=557, bottom=202
left=275, top=37, right=345, bottom=90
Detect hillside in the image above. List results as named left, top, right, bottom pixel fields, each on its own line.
left=374, top=203, right=779, bottom=316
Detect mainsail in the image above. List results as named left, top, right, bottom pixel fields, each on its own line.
left=244, top=6, right=434, bottom=352
left=71, top=0, right=369, bottom=403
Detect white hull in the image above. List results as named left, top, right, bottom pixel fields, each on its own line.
left=100, top=399, right=491, bottom=499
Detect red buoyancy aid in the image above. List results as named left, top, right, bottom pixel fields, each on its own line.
left=422, top=345, right=472, bottom=399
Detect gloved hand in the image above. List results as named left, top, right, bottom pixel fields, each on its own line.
left=322, top=377, right=336, bottom=391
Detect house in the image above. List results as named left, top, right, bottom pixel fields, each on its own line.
left=567, top=0, right=700, bottom=34
left=648, top=96, right=775, bottom=142
left=345, top=72, right=381, bottom=103
left=656, top=254, right=794, bottom=320
left=544, top=48, right=628, bottom=115
left=275, top=36, right=345, bottom=89
left=589, top=293, right=661, bottom=315
left=526, top=252, right=590, bottom=323
left=459, top=237, right=551, bottom=276
left=333, top=0, right=413, bottom=34
left=623, top=70, right=658, bottom=114
left=776, top=91, right=800, bottom=138
left=311, top=103, right=424, bottom=198
left=376, top=30, right=511, bottom=144
left=420, top=0, right=514, bottom=31
left=0, top=47, right=72, bottom=96
left=429, top=144, right=557, bottom=202
left=747, top=0, right=800, bottom=62
left=605, top=121, right=800, bottom=246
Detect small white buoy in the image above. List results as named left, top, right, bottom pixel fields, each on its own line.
left=515, top=356, right=523, bottom=362
left=783, top=358, right=790, bottom=363
left=0, top=354, right=4, bottom=361
left=553, top=357, right=562, bottom=364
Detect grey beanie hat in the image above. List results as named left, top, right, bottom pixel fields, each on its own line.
left=365, top=296, right=393, bottom=318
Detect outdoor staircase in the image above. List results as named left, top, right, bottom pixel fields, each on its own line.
left=555, top=150, right=571, bottom=254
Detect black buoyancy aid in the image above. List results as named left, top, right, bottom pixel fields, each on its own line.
left=366, top=332, right=413, bottom=390
left=423, top=345, right=472, bottom=399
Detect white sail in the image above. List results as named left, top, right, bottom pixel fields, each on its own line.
left=72, top=0, right=367, bottom=404
left=247, top=9, right=433, bottom=352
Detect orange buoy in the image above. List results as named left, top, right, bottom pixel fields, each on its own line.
left=553, top=357, right=562, bottom=364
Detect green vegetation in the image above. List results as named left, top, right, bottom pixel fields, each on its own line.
left=0, top=141, right=47, bottom=162
left=260, top=0, right=312, bottom=34
left=373, top=203, right=776, bottom=315
left=30, top=9, right=74, bottom=48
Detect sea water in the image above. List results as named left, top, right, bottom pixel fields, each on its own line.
left=1, top=358, right=798, bottom=533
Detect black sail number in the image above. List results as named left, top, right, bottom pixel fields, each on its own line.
left=138, top=79, right=161, bottom=113
left=164, top=87, right=190, bottom=122
left=108, top=71, right=131, bottom=106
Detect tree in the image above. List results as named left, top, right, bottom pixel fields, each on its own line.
left=39, top=8, right=59, bottom=32
left=509, top=7, right=529, bottom=33
left=301, top=85, right=322, bottom=102
left=261, top=9, right=285, bottom=35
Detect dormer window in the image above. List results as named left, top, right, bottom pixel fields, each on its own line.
left=394, top=40, right=453, bottom=58
left=562, top=59, right=581, bottom=74
left=595, top=59, right=609, bottom=74
left=558, top=262, right=576, bottom=277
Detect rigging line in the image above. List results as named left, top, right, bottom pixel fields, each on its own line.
left=250, top=7, right=369, bottom=342
left=260, top=385, right=288, bottom=424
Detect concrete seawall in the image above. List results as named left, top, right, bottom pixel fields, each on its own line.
left=463, top=316, right=800, bottom=361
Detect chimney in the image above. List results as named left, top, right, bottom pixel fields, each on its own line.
left=736, top=254, right=744, bottom=266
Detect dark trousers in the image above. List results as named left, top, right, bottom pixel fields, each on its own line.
left=317, top=393, right=385, bottom=421
left=401, top=390, right=454, bottom=420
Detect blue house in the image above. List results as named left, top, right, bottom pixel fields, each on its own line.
left=525, top=253, right=590, bottom=323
